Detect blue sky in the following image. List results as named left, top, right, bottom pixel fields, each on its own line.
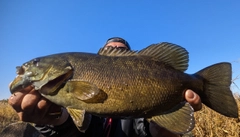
left=1, top=1, right=240, bottom=99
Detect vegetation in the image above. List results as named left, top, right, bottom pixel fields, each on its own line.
left=0, top=99, right=19, bottom=132
left=192, top=102, right=240, bottom=137
left=0, top=98, right=240, bottom=136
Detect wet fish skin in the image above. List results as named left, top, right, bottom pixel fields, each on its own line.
left=9, top=43, right=238, bottom=134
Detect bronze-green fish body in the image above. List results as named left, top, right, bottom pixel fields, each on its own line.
left=37, top=53, right=198, bottom=115
left=9, top=43, right=238, bottom=134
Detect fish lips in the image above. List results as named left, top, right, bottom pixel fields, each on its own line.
left=9, top=75, right=32, bottom=94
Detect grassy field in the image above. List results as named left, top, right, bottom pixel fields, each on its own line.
left=0, top=98, right=240, bottom=137
left=0, top=100, right=19, bottom=132
left=193, top=103, right=240, bottom=136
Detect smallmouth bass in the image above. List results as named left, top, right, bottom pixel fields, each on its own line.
left=9, top=42, right=238, bottom=134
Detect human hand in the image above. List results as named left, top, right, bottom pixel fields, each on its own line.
left=8, top=86, right=69, bottom=125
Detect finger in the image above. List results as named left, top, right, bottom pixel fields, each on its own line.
left=8, top=86, right=34, bottom=111
left=20, top=96, right=55, bottom=123
left=8, top=92, right=24, bottom=112
left=185, top=90, right=202, bottom=111
left=24, top=97, right=52, bottom=123
left=21, top=88, right=42, bottom=113
left=35, top=97, right=53, bottom=119
left=34, top=99, right=65, bottom=125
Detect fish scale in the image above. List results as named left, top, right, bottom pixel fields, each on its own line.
left=50, top=54, right=194, bottom=115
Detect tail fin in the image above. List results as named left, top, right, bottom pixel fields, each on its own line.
left=195, top=62, right=238, bottom=118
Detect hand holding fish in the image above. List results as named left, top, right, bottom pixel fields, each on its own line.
left=8, top=86, right=69, bottom=126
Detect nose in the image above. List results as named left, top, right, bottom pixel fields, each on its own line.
left=16, top=66, right=24, bottom=75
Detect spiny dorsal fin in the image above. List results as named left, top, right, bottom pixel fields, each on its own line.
left=138, top=42, right=189, bottom=72
left=97, top=46, right=138, bottom=56
left=147, top=102, right=195, bottom=134
left=98, top=42, right=189, bottom=72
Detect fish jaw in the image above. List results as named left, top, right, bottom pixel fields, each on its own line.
left=9, top=75, right=32, bottom=94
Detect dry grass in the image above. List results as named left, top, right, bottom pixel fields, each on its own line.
left=0, top=100, right=19, bottom=132
left=193, top=104, right=240, bottom=137
left=0, top=99, right=240, bottom=136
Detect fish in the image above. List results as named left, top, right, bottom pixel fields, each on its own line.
left=9, top=42, right=238, bottom=134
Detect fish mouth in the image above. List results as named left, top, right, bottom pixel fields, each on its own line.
left=9, top=68, right=73, bottom=95
left=9, top=75, right=32, bottom=94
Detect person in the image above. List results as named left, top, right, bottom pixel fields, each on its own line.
left=8, top=37, right=202, bottom=137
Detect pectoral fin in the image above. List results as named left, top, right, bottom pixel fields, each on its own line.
left=148, top=102, right=195, bottom=134
left=67, top=81, right=107, bottom=103
left=66, top=108, right=92, bottom=133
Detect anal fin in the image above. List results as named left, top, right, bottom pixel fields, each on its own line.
left=148, top=102, right=195, bottom=134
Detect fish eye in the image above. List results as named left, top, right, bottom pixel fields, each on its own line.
left=32, top=58, right=40, bottom=66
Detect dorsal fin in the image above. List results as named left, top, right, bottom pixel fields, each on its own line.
left=98, top=42, right=189, bottom=72
left=138, top=42, right=189, bottom=72
left=97, top=46, right=138, bottom=56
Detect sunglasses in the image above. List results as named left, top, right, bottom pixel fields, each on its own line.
left=106, top=38, right=128, bottom=45
left=105, top=45, right=129, bottom=50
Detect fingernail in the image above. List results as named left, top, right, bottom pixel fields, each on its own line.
left=186, top=90, right=195, bottom=99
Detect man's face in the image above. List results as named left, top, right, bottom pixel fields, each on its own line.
left=105, top=42, right=128, bottom=49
